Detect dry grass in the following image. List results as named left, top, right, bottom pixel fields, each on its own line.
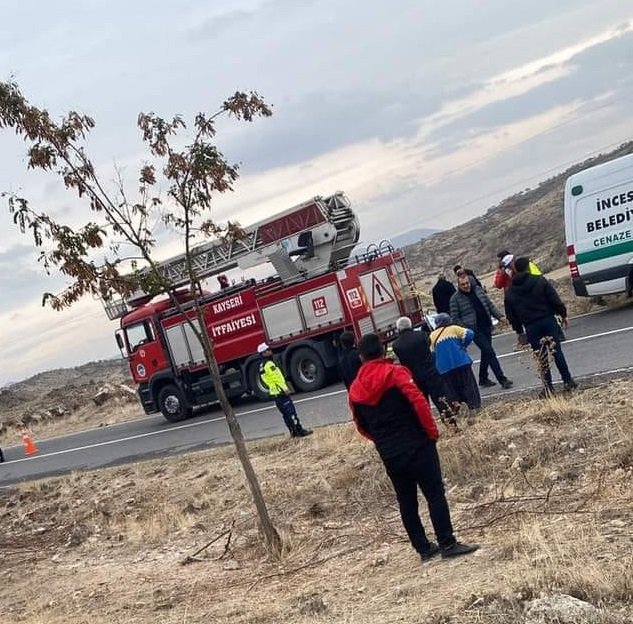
left=1, top=380, right=632, bottom=623
left=0, top=397, right=146, bottom=444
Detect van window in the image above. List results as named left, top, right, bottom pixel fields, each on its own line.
left=125, top=321, right=155, bottom=352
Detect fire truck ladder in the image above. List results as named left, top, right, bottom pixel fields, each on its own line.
left=101, top=192, right=360, bottom=320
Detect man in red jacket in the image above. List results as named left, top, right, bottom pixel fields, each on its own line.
left=349, top=333, right=478, bottom=562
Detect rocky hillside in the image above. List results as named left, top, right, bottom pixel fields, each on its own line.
left=0, top=358, right=136, bottom=437
left=405, top=141, right=633, bottom=283
left=0, top=358, right=129, bottom=403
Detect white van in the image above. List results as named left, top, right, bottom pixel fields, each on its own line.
left=564, top=153, right=633, bottom=297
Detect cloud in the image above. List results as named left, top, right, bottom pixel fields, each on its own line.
left=187, top=9, right=253, bottom=40
left=213, top=15, right=633, bottom=179
left=420, top=29, right=633, bottom=156
left=0, top=296, right=118, bottom=385
left=0, top=244, right=68, bottom=311
left=2, top=1, right=633, bottom=382
left=0, top=243, right=33, bottom=265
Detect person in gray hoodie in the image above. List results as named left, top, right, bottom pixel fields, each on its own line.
left=450, top=272, right=513, bottom=390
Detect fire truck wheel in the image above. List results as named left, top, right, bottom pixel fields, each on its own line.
left=247, top=364, right=270, bottom=402
left=289, top=347, right=326, bottom=393
left=157, top=384, right=192, bottom=422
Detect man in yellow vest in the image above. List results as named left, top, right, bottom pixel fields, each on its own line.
left=494, top=251, right=542, bottom=290
left=257, top=343, right=313, bottom=438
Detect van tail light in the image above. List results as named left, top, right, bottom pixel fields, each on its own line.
left=566, top=244, right=580, bottom=278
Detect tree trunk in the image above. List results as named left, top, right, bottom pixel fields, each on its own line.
left=195, top=306, right=282, bottom=557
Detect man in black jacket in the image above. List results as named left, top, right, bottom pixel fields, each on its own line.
left=392, top=316, right=458, bottom=429
left=337, top=331, right=362, bottom=390
left=432, top=274, right=456, bottom=314
left=349, top=333, right=478, bottom=561
left=505, top=257, right=577, bottom=395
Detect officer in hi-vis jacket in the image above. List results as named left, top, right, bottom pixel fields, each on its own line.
left=257, top=343, right=313, bottom=438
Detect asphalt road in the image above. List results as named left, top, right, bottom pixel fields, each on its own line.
left=2, top=306, right=632, bottom=487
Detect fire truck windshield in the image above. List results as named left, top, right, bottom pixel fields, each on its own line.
left=125, top=321, right=155, bottom=353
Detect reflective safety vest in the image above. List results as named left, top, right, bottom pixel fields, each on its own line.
left=528, top=261, right=542, bottom=276
left=259, top=359, right=289, bottom=397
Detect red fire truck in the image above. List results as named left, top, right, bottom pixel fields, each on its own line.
left=102, top=192, right=422, bottom=422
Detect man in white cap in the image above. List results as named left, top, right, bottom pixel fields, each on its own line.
left=257, top=343, right=312, bottom=438
left=494, top=250, right=542, bottom=291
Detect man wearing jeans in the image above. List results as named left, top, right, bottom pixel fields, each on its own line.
left=505, top=257, right=577, bottom=396
left=450, top=272, right=513, bottom=389
left=349, top=333, right=478, bottom=562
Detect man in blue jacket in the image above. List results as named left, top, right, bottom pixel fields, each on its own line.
left=429, top=313, right=481, bottom=418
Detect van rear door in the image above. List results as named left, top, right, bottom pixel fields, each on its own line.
left=565, top=154, right=633, bottom=296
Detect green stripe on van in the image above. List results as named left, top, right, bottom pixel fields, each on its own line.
left=576, top=239, right=633, bottom=264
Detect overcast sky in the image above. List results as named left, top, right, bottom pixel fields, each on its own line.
left=1, top=0, right=633, bottom=385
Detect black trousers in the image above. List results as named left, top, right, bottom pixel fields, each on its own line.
left=473, top=326, right=506, bottom=383
left=417, top=376, right=458, bottom=420
left=386, top=443, right=456, bottom=553
left=442, top=365, right=481, bottom=409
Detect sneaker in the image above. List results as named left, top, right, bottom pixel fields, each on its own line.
left=440, top=542, right=479, bottom=559
left=500, top=379, right=513, bottom=390
left=420, top=543, right=441, bottom=562
left=479, top=379, right=496, bottom=388
left=563, top=379, right=578, bottom=392
left=292, top=428, right=313, bottom=438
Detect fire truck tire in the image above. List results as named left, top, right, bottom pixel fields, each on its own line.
left=157, top=384, right=193, bottom=422
left=288, top=347, right=327, bottom=393
left=247, top=363, right=270, bottom=402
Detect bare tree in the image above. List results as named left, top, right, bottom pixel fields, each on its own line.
left=0, top=80, right=282, bottom=555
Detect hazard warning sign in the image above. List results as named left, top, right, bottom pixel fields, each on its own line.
left=370, top=273, right=395, bottom=308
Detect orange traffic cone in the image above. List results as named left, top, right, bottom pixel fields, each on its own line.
left=21, top=429, right=38, bottom=456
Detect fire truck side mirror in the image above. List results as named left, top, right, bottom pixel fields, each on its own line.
left=115, top=330, right=129, bottom=357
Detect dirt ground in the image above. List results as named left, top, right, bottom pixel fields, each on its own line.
left=2, top=380, right=632, bottom=623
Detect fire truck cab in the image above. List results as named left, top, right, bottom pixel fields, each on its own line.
left=104, top=193, right=422, bottom=422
